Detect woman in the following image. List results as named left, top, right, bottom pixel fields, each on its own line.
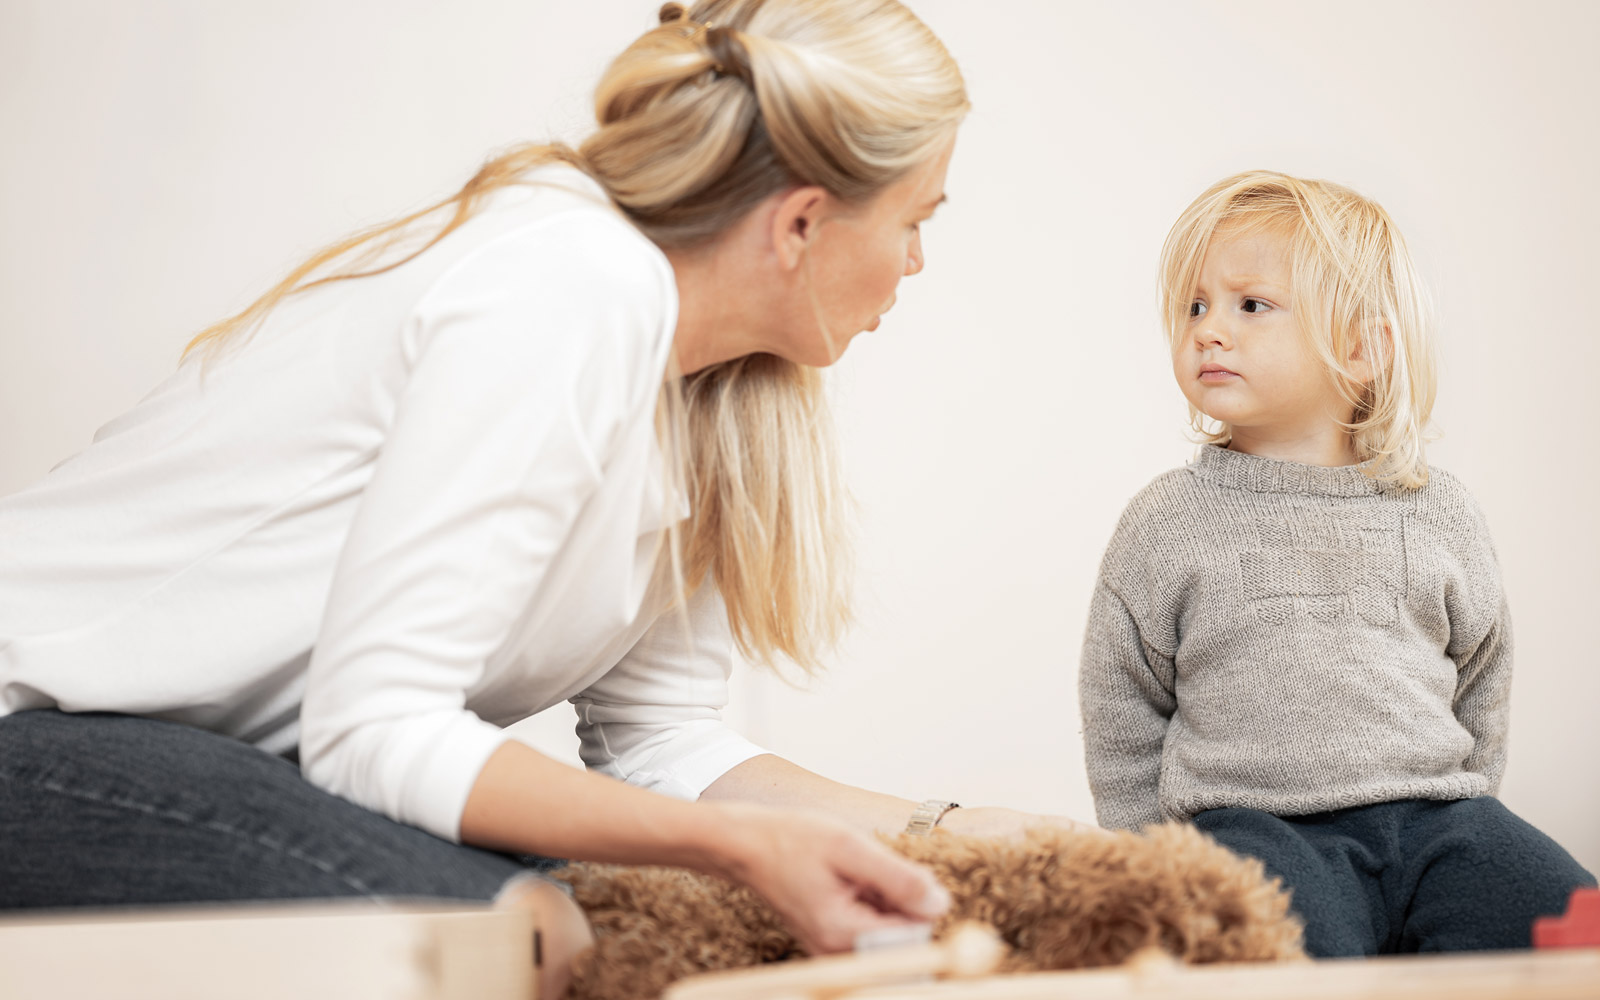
left=0, top=1, right=1063, bottom=993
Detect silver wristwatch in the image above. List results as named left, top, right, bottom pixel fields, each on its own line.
left=904, top=799, right=960, bottom=836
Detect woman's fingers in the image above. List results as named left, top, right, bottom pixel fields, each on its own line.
left=832, top=827, right=951, bottom=920
left=721, top=808, right=950, bottom=955
left=791, top=845, right=940, bottom=953
left=794, top=829, right=951, bottom=954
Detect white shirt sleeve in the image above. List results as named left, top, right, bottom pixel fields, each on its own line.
left=573, top=581, right=769, bottom=800
left=299, top=214, right=671, bottom=842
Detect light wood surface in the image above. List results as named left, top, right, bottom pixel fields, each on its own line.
left=663, top=923, right=1004, bottom=1000
left=665, top=946, right=1600, bottom=1000
left=0, top=900, right=536, bottom=1000
left=849, top=949, right=1600, bottom=1000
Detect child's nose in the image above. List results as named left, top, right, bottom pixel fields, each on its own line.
left=1194, top=319, right=1233, bottom=350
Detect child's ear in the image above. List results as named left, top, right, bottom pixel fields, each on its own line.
left=1347, top=320, right=1394, bottom=386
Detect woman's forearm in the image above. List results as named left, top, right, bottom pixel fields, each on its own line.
left=700, top=753, right=1095, bottom=840
left=459, top=741, right=954, bottom=957
left=698, top=753, right=922, bottom=835
left=460, top=740, right=752, bottom=879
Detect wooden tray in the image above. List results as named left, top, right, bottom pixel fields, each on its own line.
left=0, top=900, right=536, bottom=1000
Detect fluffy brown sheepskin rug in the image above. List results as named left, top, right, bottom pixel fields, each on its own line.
left=556, top=822, right=1304, bottom=1000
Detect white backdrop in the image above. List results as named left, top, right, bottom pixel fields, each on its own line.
left=2, top=1, right=1595, bottom=875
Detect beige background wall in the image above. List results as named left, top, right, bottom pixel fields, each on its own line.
left=2, top=1, right=1595, bottom=875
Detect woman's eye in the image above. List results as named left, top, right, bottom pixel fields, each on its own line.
left=1189, top=300, right=1207, bottom=318
left=1241, top=298, right=1271, bottom=314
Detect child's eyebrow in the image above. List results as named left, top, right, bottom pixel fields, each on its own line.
left=1224, top=275, right=1286, bottom=291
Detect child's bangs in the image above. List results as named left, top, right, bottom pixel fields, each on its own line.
left=1159, top=179, right=1308, bottom=349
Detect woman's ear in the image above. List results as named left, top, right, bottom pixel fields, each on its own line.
left=769, top=185, right=829, bottom=271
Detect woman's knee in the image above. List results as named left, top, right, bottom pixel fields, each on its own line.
left=0, top=710, right=540, bottom=908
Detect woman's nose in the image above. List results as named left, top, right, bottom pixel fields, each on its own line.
left=905, top=231, right=925, bottom=276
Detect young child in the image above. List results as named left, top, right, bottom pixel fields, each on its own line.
left=1078, top=170, right=1595, bottom=956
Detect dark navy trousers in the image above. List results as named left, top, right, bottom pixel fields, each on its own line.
left=1194, top=797, right=1595, bottom=956
left=0, top=710, right=562, bottom=910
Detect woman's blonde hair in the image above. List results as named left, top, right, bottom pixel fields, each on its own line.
left=1158, top=170, right=1437, bottom=488
left=182, top=0, right=968, bottom=671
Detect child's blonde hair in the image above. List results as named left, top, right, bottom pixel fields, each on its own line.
left=1159, top=170, right=1437, bottom=488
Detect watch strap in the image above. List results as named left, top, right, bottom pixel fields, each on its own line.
left=904, top=799, right=960, bottom=836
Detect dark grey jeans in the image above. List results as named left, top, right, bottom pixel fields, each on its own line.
left=0, top=710, right=562, bottom=910
left=1194, top=797, right=1596, bottom=957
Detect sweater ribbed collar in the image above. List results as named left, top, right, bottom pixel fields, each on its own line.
left=1192, top=444, right=1383, bottom=498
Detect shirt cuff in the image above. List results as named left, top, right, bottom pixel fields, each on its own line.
left=403, top=713, right=514, bottom=843
left=621, top=722, right=769, bottom=801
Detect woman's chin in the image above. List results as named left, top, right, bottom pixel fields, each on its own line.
left=793, top=332, right=862, bottom=369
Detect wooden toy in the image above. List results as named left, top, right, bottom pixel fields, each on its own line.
left=1534, top=887, right=1600, bottom=949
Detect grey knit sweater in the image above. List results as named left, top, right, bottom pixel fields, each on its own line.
left=1079, top=445, right=1511, bottom=831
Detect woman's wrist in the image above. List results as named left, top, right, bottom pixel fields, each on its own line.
left=699, top=754, right=924, bottom=837
left=936, top=806, right=1094, bottom=840
left=675, top=800, right=769, bottom=884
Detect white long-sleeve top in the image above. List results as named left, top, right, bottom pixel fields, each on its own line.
left=0, top=166, right=766, bottom=842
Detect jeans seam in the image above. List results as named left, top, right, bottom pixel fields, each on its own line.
left=0, top=768, right=375, bottom=896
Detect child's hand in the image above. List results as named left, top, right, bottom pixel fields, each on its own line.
left=938, top=806, right=1099, bottom=841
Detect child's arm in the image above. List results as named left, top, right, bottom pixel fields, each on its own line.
left=1079, top=576, right=1176, bottom=830
left=1439, top=475, right=1513, bottom=793
left=1450, top=587, right=1513, bottom=793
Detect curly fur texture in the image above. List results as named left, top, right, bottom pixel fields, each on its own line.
left=557, top=823, right=1304, bottom=1000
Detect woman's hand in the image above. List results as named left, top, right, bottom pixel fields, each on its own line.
left=462, top=744, right=945, bottom=957
left=937, top=805, right=1097, bottom=841
left=705, top=802, right=951, bottom=955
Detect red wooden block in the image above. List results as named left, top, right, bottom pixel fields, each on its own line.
left=1533, top=888, right=1600, bottom=949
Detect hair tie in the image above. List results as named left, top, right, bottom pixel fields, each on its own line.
left=705, top=25, right=755, bottom=86
left=655, top=4, right=754, bottom=86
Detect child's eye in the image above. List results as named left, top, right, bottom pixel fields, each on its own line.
left=1189, top=301, right=1207, bottom=318
left=1241, top=298, right=1272, bottom=314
